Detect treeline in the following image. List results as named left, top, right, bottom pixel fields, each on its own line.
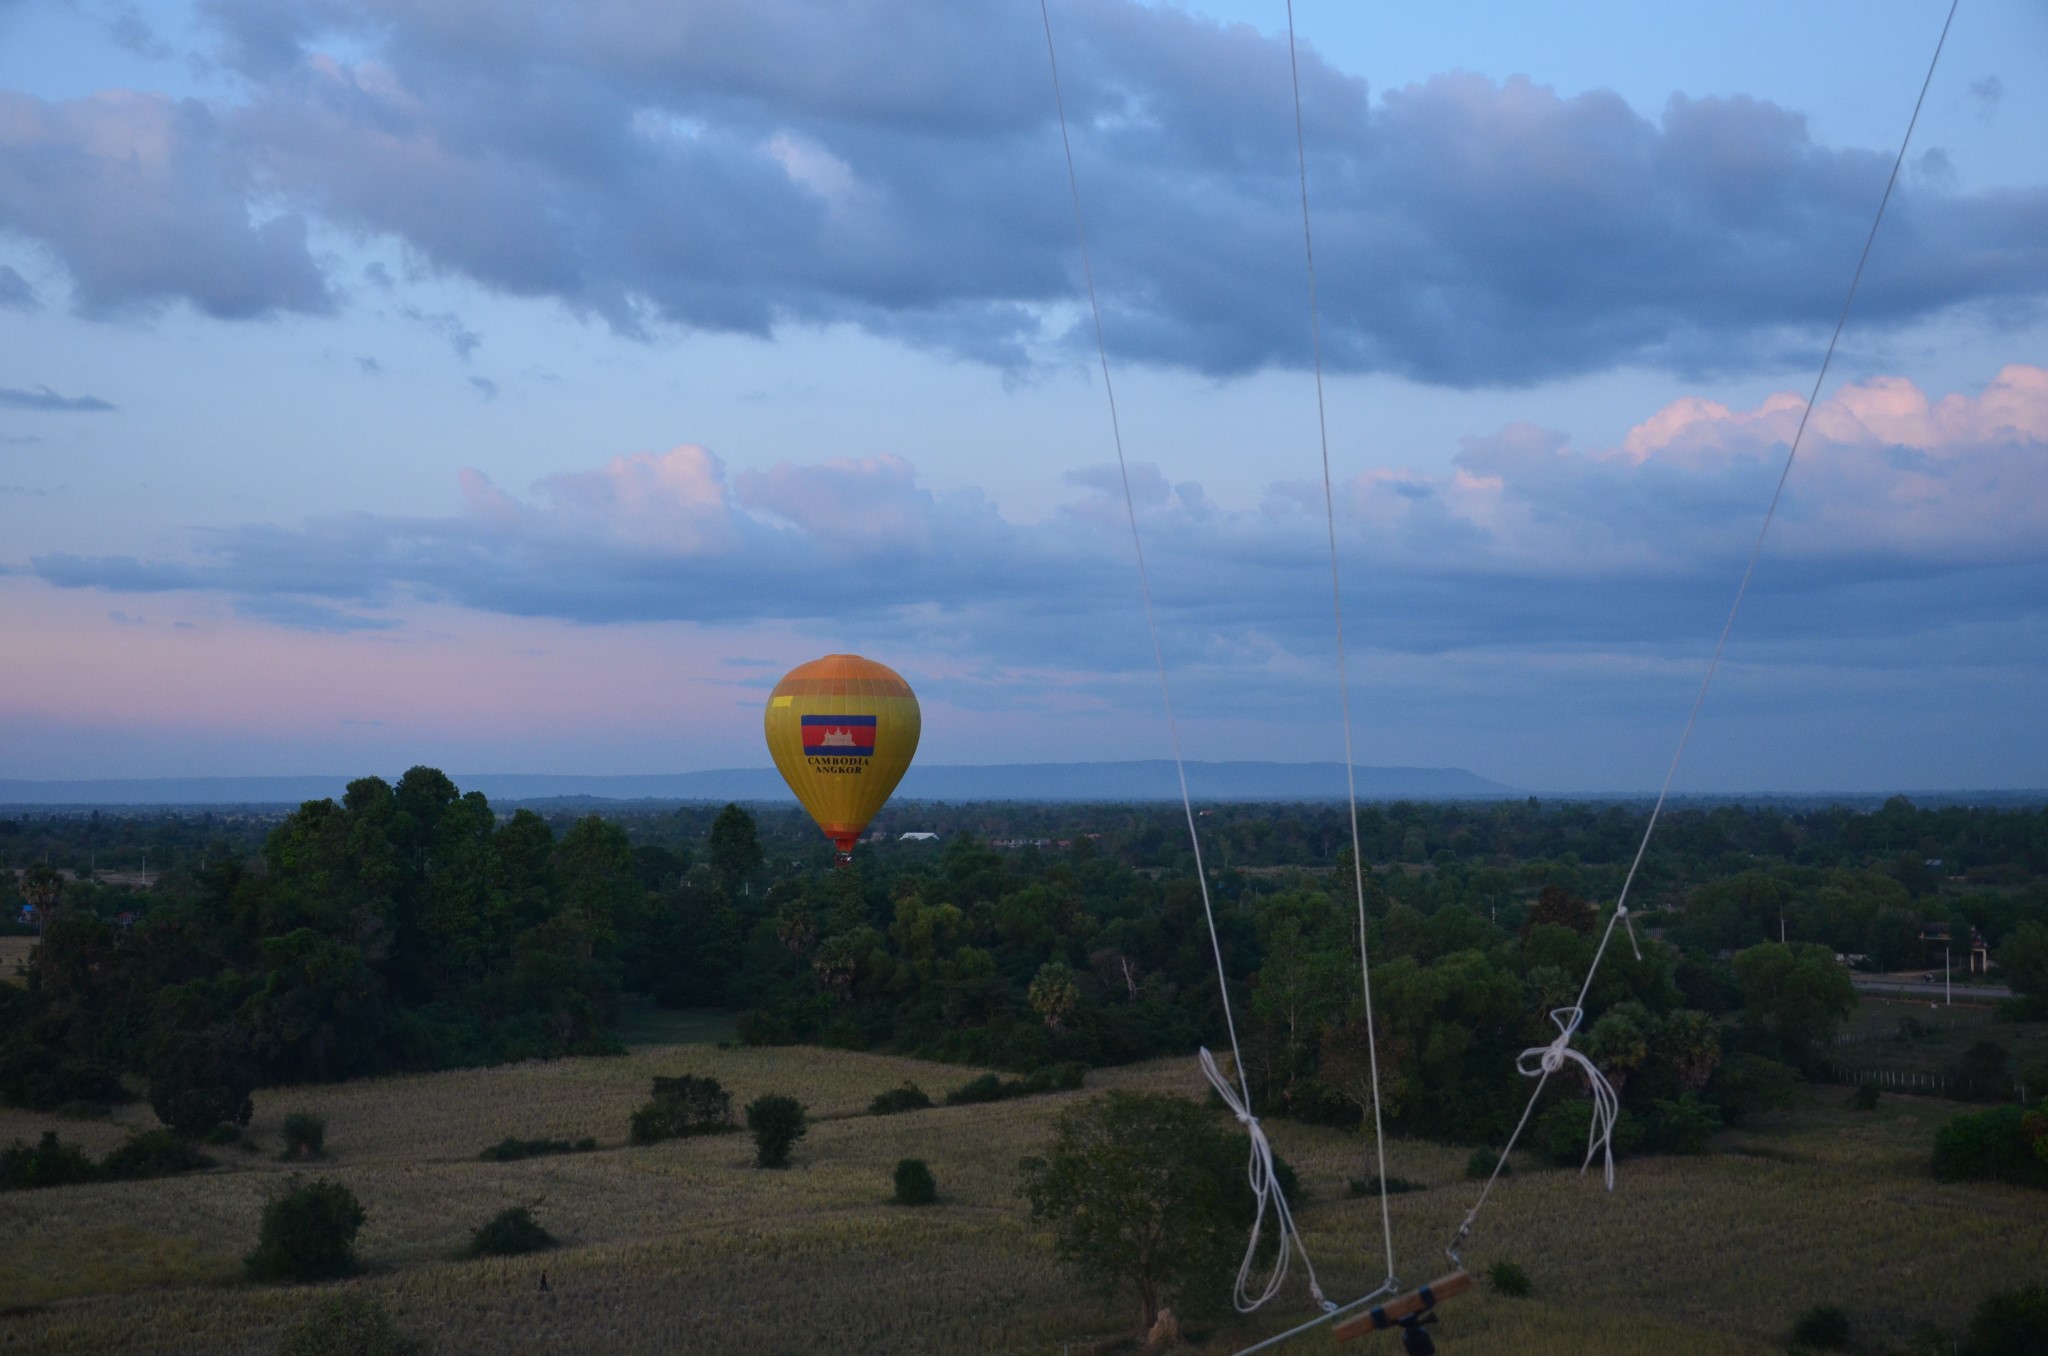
left=3, top=773, right=2045, bottom=1153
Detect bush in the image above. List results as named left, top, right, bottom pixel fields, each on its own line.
left=630, top=1074, right=735, bottom=1144
left=746, top=1094, right=807, bottom=1168
left=945, top=1072, right=1009, bottom=1105
left=1965, top=1285, right=2048, bottom=1356
left=244, top=1177, right=367, bottom=1282
left=277, top=1293, right=425, bottom=1356
left=148, top=1029, right=256, bottom=1136
left=465, top=1205, right=556, bottom=1257
left=0, top=1131, right=101, bottom=1191
left=1488, top=1261, right=1532, bottom=1297
left=204, top=1124, right=242, bottom=1145
left=1465, top=1149, right=1509, bottom=1180
left=1932, top=1105, right=2048, bottom=1188
left=57, top=1100, right=113, bottom=1119
left=479, top=1136, right=597, bottom=1162
left=100, top=1129, right=215, bottom=1181
left=1535, top=1102, right=1643, bottom=1168
left=869, top=1083, right=933, bottom=1115
left=282, top=1112, right=327, bottom=1161
left=1792, top=1303, right=1851, bottom=1349
left=945, top=1065, right=1086, bottom=1106
left=1850, top=1083, right=1880, bottom=1111
left=1349, top=1175, right=1423, bottom=1196
left=1706, top=1052, right=1798, bottom=1125
left=1647, top=1093, right=1722, bottom=1154
left=893, top=1157, right=937, bottom=1205
left=0, top=1042, right=130, bottom=1112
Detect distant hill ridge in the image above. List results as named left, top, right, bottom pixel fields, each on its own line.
left=0, top=761, right=1515, bottom=806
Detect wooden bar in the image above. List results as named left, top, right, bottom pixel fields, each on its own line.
left=1331, top=1271, right=1473, bottom=1343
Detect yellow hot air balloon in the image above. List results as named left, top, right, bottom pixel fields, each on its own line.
left=764, top=654, right=921, bottom=857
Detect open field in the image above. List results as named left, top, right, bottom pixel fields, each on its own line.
left=0, top=936, right=33, bottom=986
left=1, top=1037, right=2044, bottom=1356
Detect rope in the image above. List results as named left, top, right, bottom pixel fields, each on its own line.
left=1447, top=0, right=1962, bottom=1266
left=1282, top=0, right=1398, bottom=1296
left=1036, top=0, right=1324, bottom=1316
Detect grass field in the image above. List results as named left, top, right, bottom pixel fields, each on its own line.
left=1, top=1027, right=2044, bottom=1355
left=0, top=936, right=33, bottom=986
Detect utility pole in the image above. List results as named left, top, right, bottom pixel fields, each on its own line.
left=1945, top=946, right=1951, bottom=1006
left=140, top=848, right=148, bottom=886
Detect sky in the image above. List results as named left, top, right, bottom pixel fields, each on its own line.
left=0, top=0, right=2044, bottom=793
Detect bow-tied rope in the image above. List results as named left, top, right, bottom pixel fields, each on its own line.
left=1199, top=1046, right=1336, bottom=1315
left=1516, top=1007, right=1620, bottom=1190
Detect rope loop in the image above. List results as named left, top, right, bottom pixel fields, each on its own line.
left=1199, top=1048, right=1335, bottom=1314
left=1515, top=1008, right=1619, bottom=1190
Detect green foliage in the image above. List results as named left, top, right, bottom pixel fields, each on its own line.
left=1731, top=942, right=1857, bottom=1060
left=1349, top=1174, right=1423, bottom=1196
left=746, top=1093, right=807, bottom=1168
left=1932, top=1104, right=2048, bottom=1188
left=1465, top=1148, right=1508, bottom=1180
left=630, top=1074, right=735, bottom=1144
left=1998, top=924, right=2048, bottom=1016
left=1017, top=1091, right=1254, bottom=1332
left=1850, top=1082, right=1880, bottom=1110
left=1964, top=1286, right=2048, bottom=1356
left=479, top=1136, right=598, bottom=1162
left=1488, top=1261, right=1532, bottom=1297
left=0, top=1043, right=129, bottom=1113
left=465, top=1205, right=557, bottom=1257
left=945, top=1063, right=1086, bottom=1106
left=1534, top=1099, right=1642, bottom=1168
left=276, top=1293, right=426, bottom=1356
left=147, top=1029, right=255, bottom=1135
left=99, top=1129, right=215, bottom=1181
left=709, top=804, right=764, bottom=889
left=281, top=1111, right=327, bottom=1160
left=1706, top=1052, right=1799, bottom=1125
left=869, top=1082, right=933, bottom=1115
left=1646, top=1092, right=1721, bottom=1154
left=892, top=1157, right=937, bottom=1205
left=1791, top=1303, right=1851, bottom=1349
left=244, top=1177, right=367, bottom=1283
left=0, top=1131, right=101, bottom=1190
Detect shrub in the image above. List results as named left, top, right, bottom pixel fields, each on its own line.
left=1535, top=1102, right=1643, bottom=1168
left=1465, top=1149, right=1509, bottom=1181
left=0, top=1131, right=101, bottom=1191
left=1488, top=1261, right=1532, bottom=1297
left=1349, top=1175, right=1423, bottom=1196
left=282, top=1112, right=328, bottom=1161
left=945, top=1073, right=1008, bottom=1105
left=1706, top=1052, right=1798, bottom=1125
left=204, top=1124, right=242, bottom=1145
left=1965, top=1285, right=2048, bottom=1356
left=277, top=1293, right=425, bottom=1356
left=147, top=1029, right=256, bottom=1135
left=1932, top=1105, right=2048, bottom=1188
left=479, top=1136, right=597, bottom=1162
left=1647, top=1093, right=1722, bottom=1154
left=630, top=1074, right=735, bottom=1144
left=57, top=1100, right=113, bottom=1119
left=1792, top=1303, right=1851, bottom=1349
left=869, top=1083, right=933, bottom=1115
left=746, top=1094, right=807, bottom=1168
left=244, top=1177, right=367, bottom=1282
left=1850, top=1083, right=1880, bottom=1111
left=100, top=1129, right=214, bottom=1181
left=465, top=1205, right=556, bottom=1257
left=893, top=1158, right=937, bottom=1205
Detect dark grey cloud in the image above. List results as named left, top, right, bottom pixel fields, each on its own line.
left=4, top=1, right=2042, bottom=383
left=0, top=384, right=116, bottom=412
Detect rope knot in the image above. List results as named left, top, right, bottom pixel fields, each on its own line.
left=1196, top=1046, right=1329, bottom=1315
left=1514, top=1008, right=1621, bottom=1191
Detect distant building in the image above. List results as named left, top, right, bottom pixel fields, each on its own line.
left=1918, top=922, right=1993, bottom=974
left=899, top=831, right=939, bottom=842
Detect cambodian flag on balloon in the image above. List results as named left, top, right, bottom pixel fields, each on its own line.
left=802, top=714, right=876, bottom=758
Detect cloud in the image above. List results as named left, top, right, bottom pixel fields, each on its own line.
left=0, top=265, right=33, bottom=309
left=466, top=375, right=498, bottom=400
left=3, top=1, right=2042, bottom=382
left=0, top=90, right=330, bottom=318
left=0, top=384, right=116, bottom=412
left=29, top=367, right=2048, bottom=683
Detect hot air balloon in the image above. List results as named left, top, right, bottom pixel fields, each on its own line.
left=764, top=654, right=921, bottom=859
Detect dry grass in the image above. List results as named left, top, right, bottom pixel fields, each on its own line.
left=0, top=1046, right=2043, bottom=1356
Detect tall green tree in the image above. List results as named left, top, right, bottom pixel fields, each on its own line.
left=1017, top=1092, right=1251, bottom=1332
left=708, top=804, right=764, bottom=892
left=1731, top=942, right=1857, bottom=1060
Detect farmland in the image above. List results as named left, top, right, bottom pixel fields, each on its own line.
left=2, top=1027, right=2043, bottom=1356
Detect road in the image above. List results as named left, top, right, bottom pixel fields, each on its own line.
left=1851, top=977, right=2012, bottom=1000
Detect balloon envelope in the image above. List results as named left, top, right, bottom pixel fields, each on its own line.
left=764, top=654, right=921, bottom=855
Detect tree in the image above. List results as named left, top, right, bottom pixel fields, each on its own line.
left=746, top=1094, right=807, bottom=1168
left=708, top=804, right=763, bottom=892
left=277, top=1294, right=423, bottom=1356
left=1017, top=1091, right=1251, bottom=1332
left=1027, top=961, right=1081, bottom=1032
left=1731, top=942, right=1856, bottom=1060
left=1524, top=885, right=1597, bottom=937
left=1999, top=923, right=2048, bottom=1016
left=148, top=1028, right=256, bottom=1135
left=245, top=1177, right=367, bottom=1282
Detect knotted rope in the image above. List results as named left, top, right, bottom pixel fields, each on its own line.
left=1516, top=1008, right=1619, bottom=1189
left=1200, top=1047, right=1335, bottom=1316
